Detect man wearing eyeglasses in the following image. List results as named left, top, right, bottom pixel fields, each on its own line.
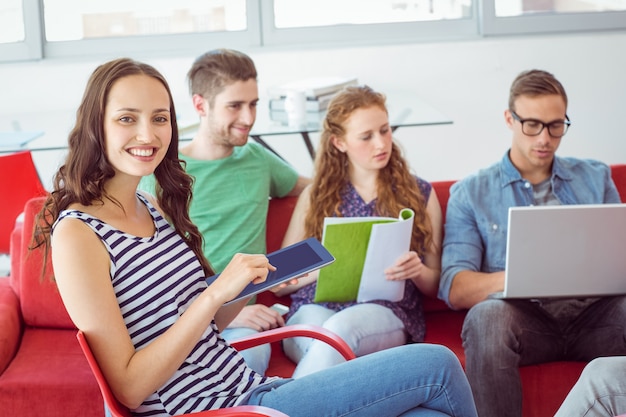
left=438, top=69, right=626, bottom=417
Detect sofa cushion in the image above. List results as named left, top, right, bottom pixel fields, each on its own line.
left=266, top=196, right=298, bottom=253
left=423, top=309, right=466, bottom=365
left=611, top=164, right=626, bottom=202
left=0, top=327, right=102, bottom=417
left=520, top=361, right=586, bottom=417
left=0, top=278, right=21, bottom=374
left=18, top=197, right=74, bottom=329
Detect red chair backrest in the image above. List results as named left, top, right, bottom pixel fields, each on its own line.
left=0, top=151, right=47, bottom=253
left=16, top=196, right=74, bottom=329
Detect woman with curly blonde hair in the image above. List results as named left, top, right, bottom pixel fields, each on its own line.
left=278, top=85, right=443, bottom=378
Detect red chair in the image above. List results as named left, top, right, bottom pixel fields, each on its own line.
left=77, top=325, right=355, bottom=417
left=0, top=151, right=47, bottom=254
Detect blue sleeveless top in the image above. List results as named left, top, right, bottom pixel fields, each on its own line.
left=55, top=194, right=276, bottom=416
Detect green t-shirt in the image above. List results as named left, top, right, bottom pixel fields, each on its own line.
left=139, top=141, right=298, bottom=272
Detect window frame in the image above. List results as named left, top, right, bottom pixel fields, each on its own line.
left=2, top=0, right=626, bottom=63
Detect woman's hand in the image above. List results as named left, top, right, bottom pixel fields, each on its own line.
left=210, top=253, right=276, bottom=304
left=385, top=250, right=440, bottom=298
left=384, top=251, right=423, bottom=281
left=273, top=270, right=318, bottom=297
left=269, top=275, right=303, bottom=293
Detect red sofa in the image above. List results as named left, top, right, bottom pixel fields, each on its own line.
left=1, top=164, right=624, bottom=417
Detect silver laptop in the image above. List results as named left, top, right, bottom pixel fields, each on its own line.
left=495, top=203, right=626, bottom=299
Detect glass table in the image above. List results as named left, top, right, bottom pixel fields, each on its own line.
left=0, top=131, right=45, bottom=151
left=181, top=91, right=452, bottom=161
left=0, top=92, right=451, bottom=159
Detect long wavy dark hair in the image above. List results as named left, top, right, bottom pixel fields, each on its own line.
left=32, top=58, right=213, bottom=277
left=304, top=85, right=433, bottom=257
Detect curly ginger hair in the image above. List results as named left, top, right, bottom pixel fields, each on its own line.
left=304, top=85, right=433, bottom=257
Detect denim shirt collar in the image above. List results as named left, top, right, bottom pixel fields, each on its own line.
left=498, top=150, right=573, bottom=187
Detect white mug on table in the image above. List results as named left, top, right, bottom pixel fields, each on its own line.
left=283, top=90, right=307, bottom=127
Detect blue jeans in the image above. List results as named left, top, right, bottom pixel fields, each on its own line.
left=462, top=296, right=626, bottom=417
left=244, top=343, right=478, bottom=417
left=283, top=303, right=406, bottom=377
left=555, top=356, right=626, bottom=417
left=222, top=326, right=271, bottom=375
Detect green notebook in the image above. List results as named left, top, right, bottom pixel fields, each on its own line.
left=314, top=208, right=414, bottom=303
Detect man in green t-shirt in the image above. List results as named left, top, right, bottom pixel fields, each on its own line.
left=141, top=49, right=309, bottom=374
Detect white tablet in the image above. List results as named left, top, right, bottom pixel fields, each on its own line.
left=205, top=237, right=335, bottom=305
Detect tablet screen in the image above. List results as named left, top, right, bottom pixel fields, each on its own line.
left=266, top=241, right=322, bottom=280
left=205, top=238, right=334, bottom=304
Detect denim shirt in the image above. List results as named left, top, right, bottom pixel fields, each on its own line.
left=438, top=151, right=621, bottom=307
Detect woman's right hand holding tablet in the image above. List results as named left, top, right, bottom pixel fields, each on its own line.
left=209, top=253, right=276, bottom=304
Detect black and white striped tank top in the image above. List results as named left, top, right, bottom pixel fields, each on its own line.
left=56, top=194, right=274, bottom=415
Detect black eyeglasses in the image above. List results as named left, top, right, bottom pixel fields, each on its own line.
left=510, top=110, right=571, bottom=138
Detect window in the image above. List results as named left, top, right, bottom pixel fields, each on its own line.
left=273, top=0, right=472, bottom=28
left=262, top=0, right=477, bottom=46
left=0, top=0, right=25, bottom=44
left=483, top=0, right=626, bottom=35
left=42, top=0, right=259, bottom=59
left=495, top=0, right=626, bottom=17
left=0, top=0, right=42, bottom=62
left=44, top=0, right=247, bottom=41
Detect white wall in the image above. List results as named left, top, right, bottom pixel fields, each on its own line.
left=1, top=30, right=625, bottom=189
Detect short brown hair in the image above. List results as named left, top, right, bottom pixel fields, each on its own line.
left=187, top=49, right=257, bottom=106
left=509, top=69, right=568, bottom=111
